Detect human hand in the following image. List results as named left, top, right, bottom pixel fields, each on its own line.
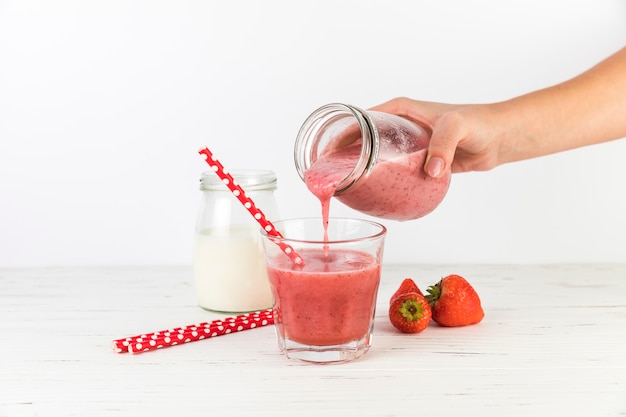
left=370, top=97, right=504, bottom=178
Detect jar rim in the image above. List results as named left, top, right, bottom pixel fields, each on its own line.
left=293, top=103, right=378, bottom=194
left=200, top=169, right=277, bottom=191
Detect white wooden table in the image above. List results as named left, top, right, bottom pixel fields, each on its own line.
left=1, top=264, right=625, bottom=417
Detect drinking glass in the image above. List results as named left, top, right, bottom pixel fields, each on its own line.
left=260, top=217, right=386, bottom=364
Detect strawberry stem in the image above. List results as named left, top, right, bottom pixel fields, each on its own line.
left=425, top=281, right=442, bottom=308
left=399, top=298, right=427, bottom=323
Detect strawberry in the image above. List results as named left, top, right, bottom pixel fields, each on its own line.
left=389, top=278, right=423, bottom=304
left=426, top=274, right=484, bottom=327
left=388, top=292, right=431, bottom=333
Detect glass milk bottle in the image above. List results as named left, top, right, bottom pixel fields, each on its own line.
left=294, top=103, right=451, bottom=221
left=193, top=170, right=278, bottom=312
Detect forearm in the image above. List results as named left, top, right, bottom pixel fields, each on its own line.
left=492, top=46, right=626, bottom=164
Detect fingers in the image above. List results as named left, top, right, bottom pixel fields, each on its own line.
left=370, top=98, right=462, bottom=178
left=424, top=112, right=465, bottom=178
left=369, top=97, right=444, bottom=128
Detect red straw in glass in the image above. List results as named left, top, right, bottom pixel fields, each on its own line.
left=198, top=146, right=303, bottom=265
left=112, top=309, right=274, bottom=354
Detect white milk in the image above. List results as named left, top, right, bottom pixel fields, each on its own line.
left=193, top=226, right=273, bottom=312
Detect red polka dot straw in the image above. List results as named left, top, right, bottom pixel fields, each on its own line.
left=112, top=309, right=274, bottom=354
left=198, top=147, right=303, bottom=265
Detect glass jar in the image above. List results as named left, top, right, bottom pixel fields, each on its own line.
left=193, top=170, right=278, bottom=312
left=294, top=103, right=451, bottom=221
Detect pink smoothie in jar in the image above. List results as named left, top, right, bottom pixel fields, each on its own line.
left=304, top=140, right=450, bottom=221
left=266, top=248, right=380, bottom=346
left=295, top=103, right=451, bottom=222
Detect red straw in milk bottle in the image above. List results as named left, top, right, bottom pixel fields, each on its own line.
left=198, top=147, right=304, bottom=265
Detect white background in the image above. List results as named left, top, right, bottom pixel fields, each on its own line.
left=1, top=0, right=625, bottom=267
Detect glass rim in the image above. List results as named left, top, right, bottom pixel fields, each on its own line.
left=262, top=217, right=387, bottom=245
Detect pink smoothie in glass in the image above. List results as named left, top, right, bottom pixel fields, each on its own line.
left=304, top=140, right=451, bottom=221
left=266, top=248, right=380, bottom=346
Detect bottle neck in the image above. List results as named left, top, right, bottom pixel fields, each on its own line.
left=200, top=170, right=277, bottom=192
left=294, top=103, right=378, bottom=194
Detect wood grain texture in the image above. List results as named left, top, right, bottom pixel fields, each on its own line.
left=1, top=264, right=625, bottom=416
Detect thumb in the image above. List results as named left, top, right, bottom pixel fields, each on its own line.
left=424, top=120, right=462, bottom=178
